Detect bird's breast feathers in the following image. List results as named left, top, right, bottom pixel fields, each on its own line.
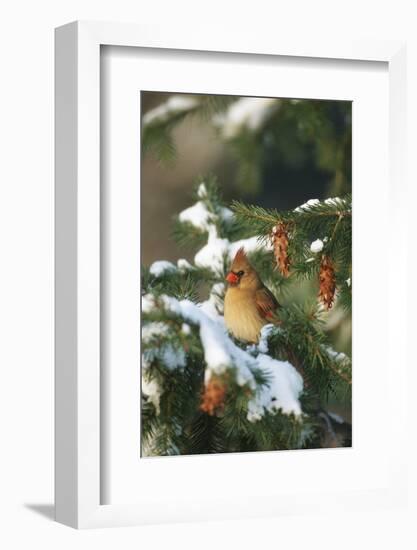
left=224, top=288, right=267, bottom=343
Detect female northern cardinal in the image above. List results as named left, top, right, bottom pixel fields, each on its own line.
left=224, top=248, right=280, bottom=343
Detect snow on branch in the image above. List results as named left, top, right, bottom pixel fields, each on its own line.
left=142, top=289, right=303, bottom=422
left=149, top=260, right=177, bottom=277
left=174, top=183, right=273, bottom=275
left=142, top=95, right=199, bottom=126
left=178, top=200, right=233, bottom=232
left=214, top=97, right=280, bottom=138
left=194, top=226, right=272, bottom=275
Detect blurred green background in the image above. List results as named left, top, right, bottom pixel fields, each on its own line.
left=141, top=92, right=351, bottom=265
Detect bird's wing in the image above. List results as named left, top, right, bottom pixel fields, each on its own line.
left=255, top=286, right=280, bottom=320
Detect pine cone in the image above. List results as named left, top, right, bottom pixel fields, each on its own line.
left=272, top=223, right=290, bottom=277
left=200, top=376, right=226, bottom=415
left=318, top=255, right=336, bottom=310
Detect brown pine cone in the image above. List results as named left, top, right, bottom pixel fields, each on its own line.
left=318, top=255, right=336, bottom=310
left=272, top=223, right=290, bottom=277
left=200, top=376, right=226, bottom=415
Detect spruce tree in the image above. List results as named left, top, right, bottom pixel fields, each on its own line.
left=141, top=94, right=352, bottom=456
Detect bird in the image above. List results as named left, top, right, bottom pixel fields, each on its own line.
left=223, top=247, right=280, bottom=344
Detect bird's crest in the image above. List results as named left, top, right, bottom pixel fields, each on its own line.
left=230, top=247, right=251, bottom=271
left=234, top=247, right=247, bottom=262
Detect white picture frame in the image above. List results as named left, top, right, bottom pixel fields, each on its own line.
left=55, top=21, right=407, bottom=529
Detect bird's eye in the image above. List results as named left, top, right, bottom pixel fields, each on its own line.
left=237, top=270, right=244, bottom=277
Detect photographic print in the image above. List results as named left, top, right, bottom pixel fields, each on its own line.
left=141, top=92, right=352, bottom=457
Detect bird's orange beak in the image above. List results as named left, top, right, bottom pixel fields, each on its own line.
left=226, top=272, right=239, bottom=284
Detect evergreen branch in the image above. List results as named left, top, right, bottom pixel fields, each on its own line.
left=231, top=195, right=351, bottom=228
left=142, top=96, right=238, bottom=163
left=266, top=304, right=352, bottom=391
left=141, top=179, right=352, bottom=455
